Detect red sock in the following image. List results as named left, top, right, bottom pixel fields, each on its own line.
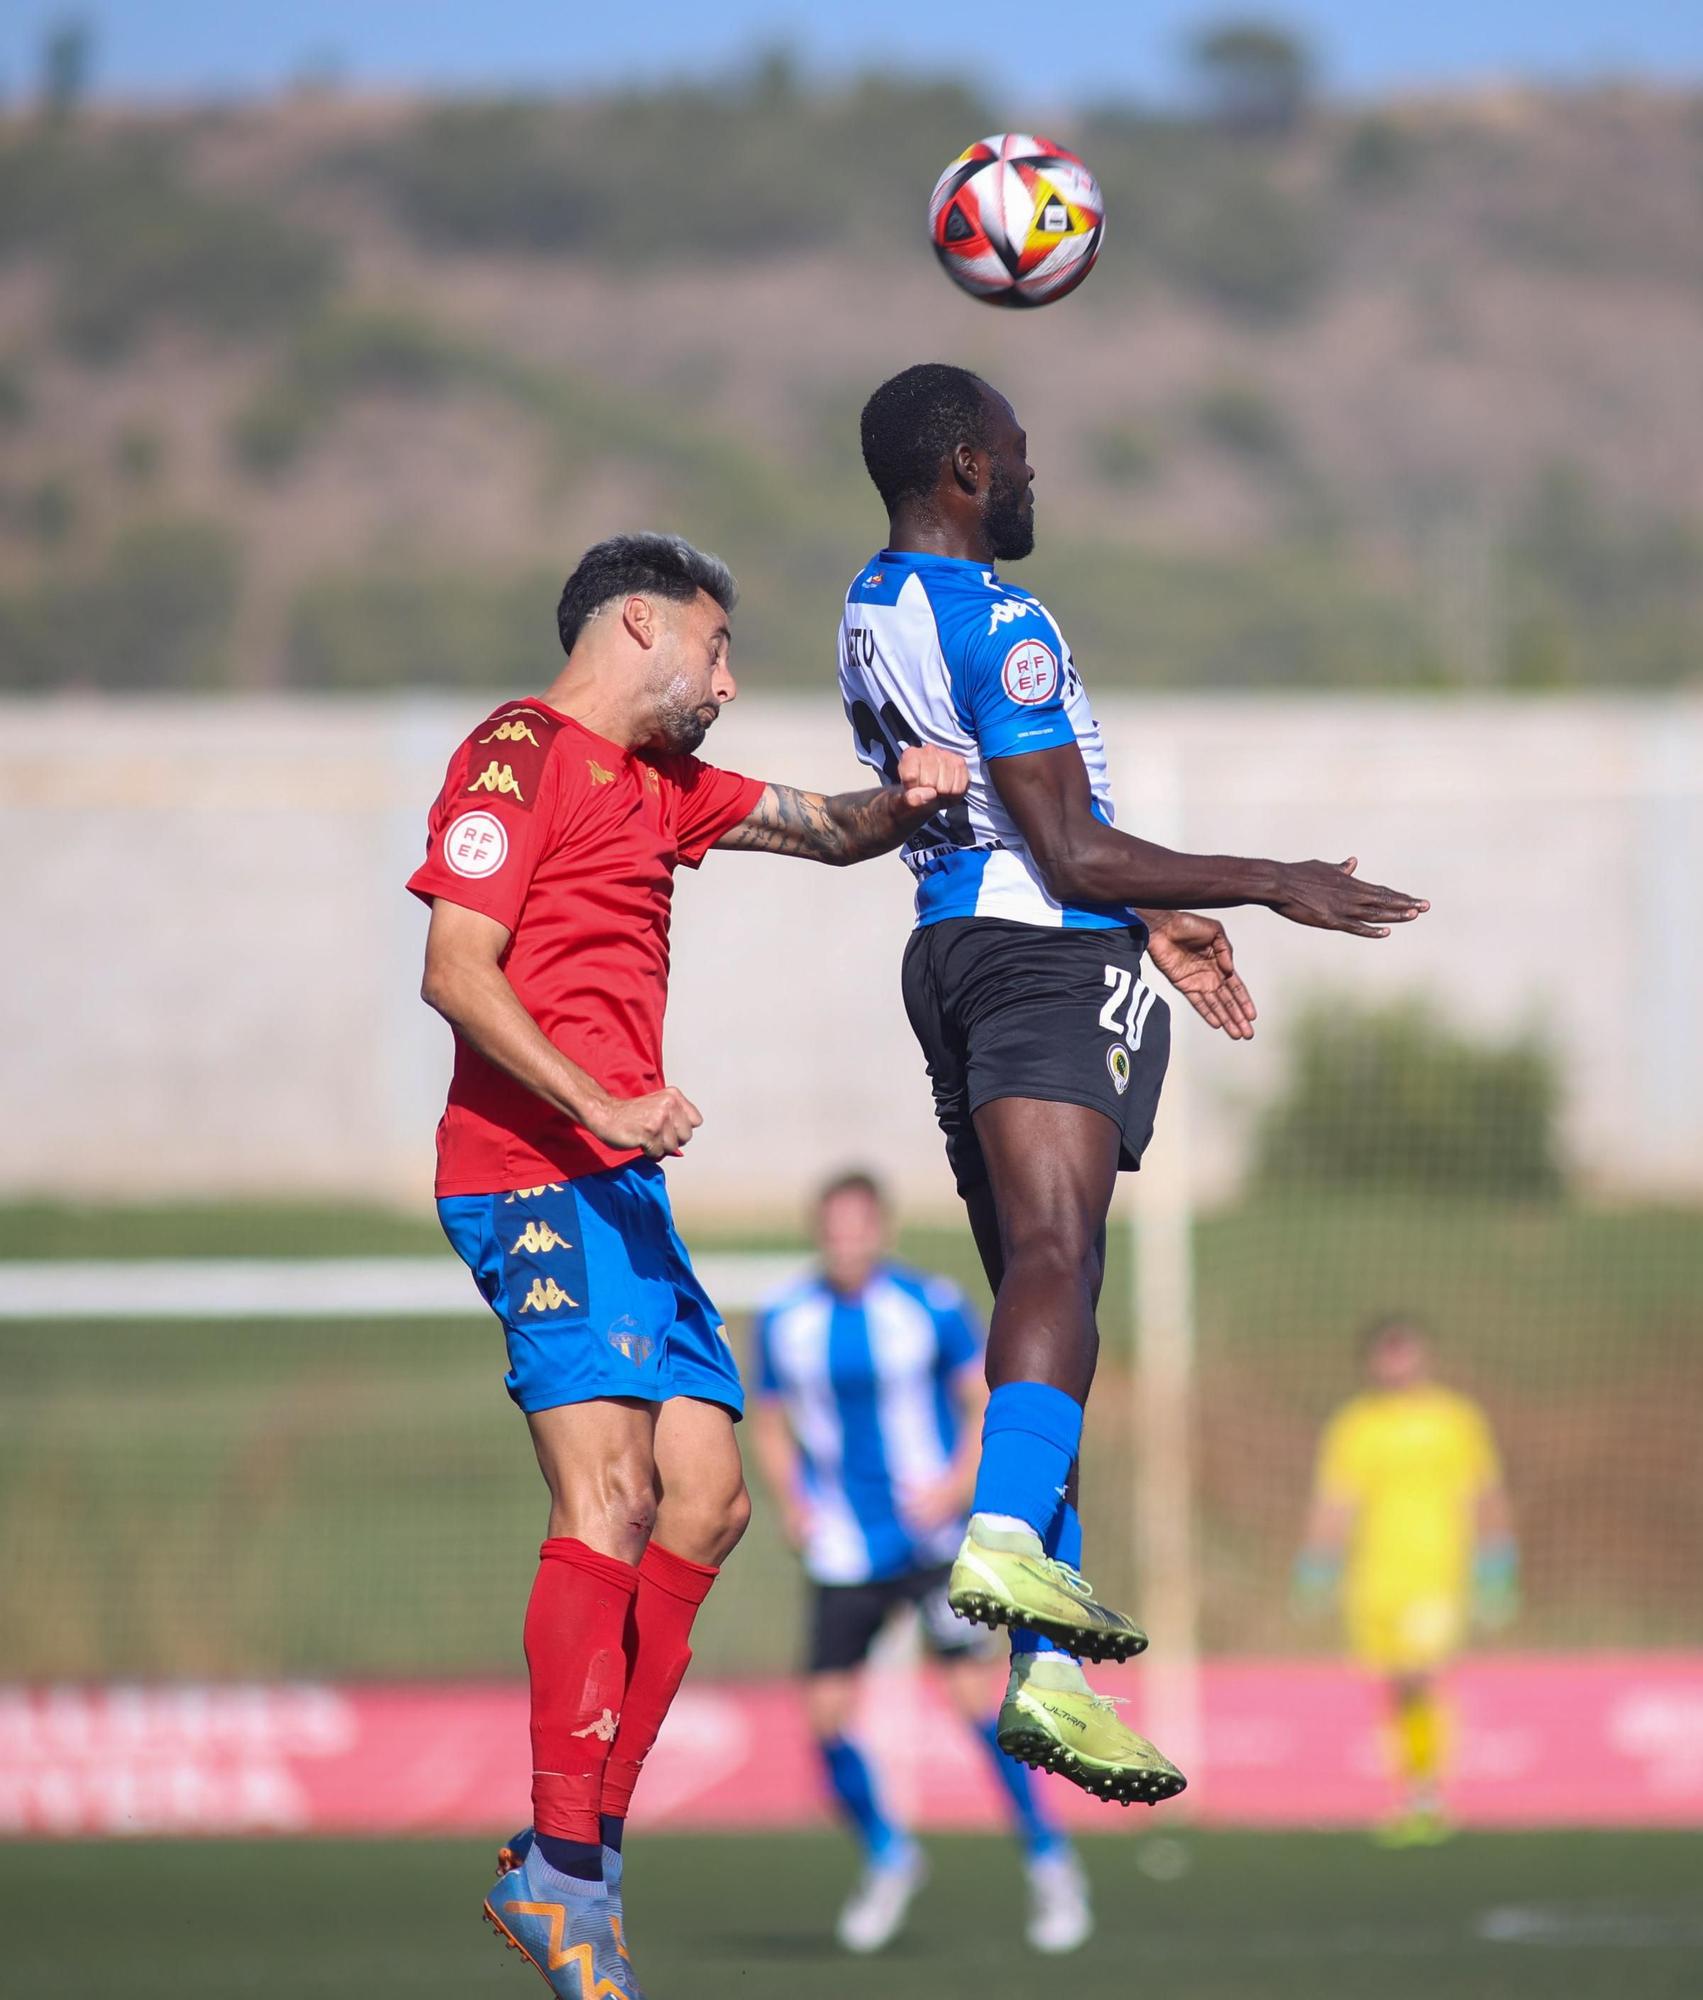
left=525, top=1537, right=639, bottom=1843
left=602, top=1540, right=719, bottom=1821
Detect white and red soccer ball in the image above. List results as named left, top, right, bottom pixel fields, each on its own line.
left=928, top=133, right=1106, bottom=308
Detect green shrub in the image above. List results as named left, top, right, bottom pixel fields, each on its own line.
left=1337, top=114, right=1424, bottom=192
left=1093, top=423, right=1165, bottom=486
left=228, top=382, right=317, bottom=475
left=0, top=355, right=29, bottom=426
left=114, top=424, right=165, bottom=485
left=230, top=307, right=497, bottom=475
left=288, top=568, right=557, bottom=690
left=0, top=130, right=334, bottom=360
left=347, top=71, right=990, bottom=262
left=1024, top=540, right=1441, bottom=689
left=1251, top=998, right=1565, bottom=1198
left=1162, top=174, right=1326, bottom=318
left=1194, top=378, right=1294, bottom=462
left=0, top=516, right=239, bottom=690
left=1501, top=463, right=1703, bottom=689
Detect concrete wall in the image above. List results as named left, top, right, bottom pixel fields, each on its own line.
left=4, top=694, right=1700, bottom=1217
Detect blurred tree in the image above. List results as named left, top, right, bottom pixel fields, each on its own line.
left=0, top=355, right=28, bottom=427
left=40, top=15, right=92, bottom=125
left=0, top=517, right=239, bottom=690
left=1188, top=19, right=1314, bottom=135
left=1195, top=378, right=1294, bottom=463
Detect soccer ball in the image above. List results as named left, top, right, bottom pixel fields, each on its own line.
left=928, top=133, right=1105, bottom=308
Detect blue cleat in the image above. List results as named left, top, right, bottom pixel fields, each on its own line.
left=483, top=1830, right=642, bottom=1999
left=496, top=1828, right=630, bottom=1959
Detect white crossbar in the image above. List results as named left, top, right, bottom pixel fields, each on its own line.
left=0, top=1254, right=809, bottom=1322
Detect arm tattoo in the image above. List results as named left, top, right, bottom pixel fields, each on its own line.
left=718, top=783, right=899, bottom=864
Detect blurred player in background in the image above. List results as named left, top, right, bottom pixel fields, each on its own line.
left=839, top=363, right=1429, bottom=1809
left=752, top=1171, right=1090, bottom=1957
left=1296, top=1315, right=1518, bottom=1844
left=409, top=532, right=966, bottom=1999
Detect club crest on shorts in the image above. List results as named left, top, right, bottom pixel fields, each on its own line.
left=607, top=1314, right=654, bottom=1364
left=1107, top=1044, right=1131, bottom=1094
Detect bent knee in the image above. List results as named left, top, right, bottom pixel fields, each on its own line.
left=700, top=1477, right=752, bottom=1563
left=547, top=1448, right=657, bottom=1544
left=658, top=1474, right=751, bottom=1568
left=1000, top=1226, right=1101, bottom=1285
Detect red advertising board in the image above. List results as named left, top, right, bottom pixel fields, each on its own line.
left=4, top=1656, right=1702, bottom=1839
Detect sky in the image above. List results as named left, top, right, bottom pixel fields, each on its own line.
left=2, top=0, right=1701, bottom=105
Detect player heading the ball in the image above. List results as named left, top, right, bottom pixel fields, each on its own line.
left=839, top=364, right=1429, bottom=1808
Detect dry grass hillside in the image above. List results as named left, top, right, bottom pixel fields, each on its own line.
left=2, top=72, right=1701, bottom=692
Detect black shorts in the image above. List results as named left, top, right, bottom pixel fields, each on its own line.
left=806, top=1563, right=986, bottom=1675
left=901, top=917, right=1171, bottom=1197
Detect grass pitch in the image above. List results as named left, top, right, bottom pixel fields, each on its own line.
left=2, top=1831, right=1699, bottom=1999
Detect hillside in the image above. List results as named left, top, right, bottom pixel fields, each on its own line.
left=2, top=72, right=1702, bottom=693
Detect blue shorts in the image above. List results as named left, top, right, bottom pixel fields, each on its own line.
left=437, top=1161, right=744, bottom=1419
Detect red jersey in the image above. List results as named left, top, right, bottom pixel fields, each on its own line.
left=407, top=698, right=764, bottom=1195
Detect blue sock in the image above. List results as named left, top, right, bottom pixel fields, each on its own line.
left=1013, top=1499, right=1084, bottom=1658
left=975, top=1717, right=1067, bottom=1859
left=970, top=1382, right=1082, bottom=1542
left=534, top=1831, right=604, bottom=1882
left=820, top=1734, right=901, bottom=1862
left=599, top=1814, right=624, bottom=1855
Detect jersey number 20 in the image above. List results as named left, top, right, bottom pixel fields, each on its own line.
left=849, top=697, right=975, bottom=851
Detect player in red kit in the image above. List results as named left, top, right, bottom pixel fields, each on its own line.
left=408, top=533, right=967, bottom=1999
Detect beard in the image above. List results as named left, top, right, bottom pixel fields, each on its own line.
left=986, top=459, right=1035, bottom=562
left=653, top=676, right=717, bottom=754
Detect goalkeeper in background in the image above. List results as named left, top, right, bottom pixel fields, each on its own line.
left=1295, top=1315, right=1517, bottom=1845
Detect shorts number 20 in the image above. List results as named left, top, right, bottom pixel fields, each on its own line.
left=1099, top=966, right=1157, bottom=1050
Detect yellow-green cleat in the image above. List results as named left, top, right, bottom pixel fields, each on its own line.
left=947, top=1515, right=1148, bottom=1663
left=997, top=1653, right=1187, bottom=1808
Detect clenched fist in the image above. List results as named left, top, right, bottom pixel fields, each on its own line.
left=895, top=743, right=970, bottom=812
left=591, top=1085, right=703, bottom=1159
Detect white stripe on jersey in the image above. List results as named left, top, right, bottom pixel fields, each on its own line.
left=757, top=1267, right=975, bottom=1586
left=838, top=549, right=1134, bottom=932
left=762, top=1287, right=875, bottom=1585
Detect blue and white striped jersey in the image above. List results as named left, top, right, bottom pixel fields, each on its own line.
left=838, top=547, right=1137, bottom=932
left=754, top=1263, right=982, bottom=1586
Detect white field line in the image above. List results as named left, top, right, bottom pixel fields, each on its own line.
left=0, top=1254, right=809, bottom=1322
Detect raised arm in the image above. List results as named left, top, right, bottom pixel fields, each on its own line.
left=420, top=898, right=701, bottom=1157
left=988, top=742, right=1428, bottom=937
left=716, top=745, right=969, bottom=864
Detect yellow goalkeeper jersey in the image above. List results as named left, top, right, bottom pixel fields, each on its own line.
left=1315, top=1386, right=1501, bottom=1607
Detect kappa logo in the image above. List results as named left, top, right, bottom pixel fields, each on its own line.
left=510, top=1221, right=572, bottom=1256
left=504, top=1185, right=564, bottom=1202
left=1107, top=1045, right=1132, bottom=1095
left=478, top=718, right=541, bottom=747
left=586, top=760, right=616, bottom=786
left=987, top=596, right=1034, bottom=636
left=442, top=810, right=509, bottom=880
left=519, top=1276, right=580, bottom=1314
left=571, top=1707, right=620, bottom=1742
left=1001, top=638, right=1060, bottom=705
left=467, top=760, right=525, bottom=803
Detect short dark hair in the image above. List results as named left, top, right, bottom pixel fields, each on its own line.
left=860, top=363, right=993, bottom=513
left=1360, top=1312, right=1429, bottom=1355
left=555, top=532, right=737, bottom=655
left=816, top=1169, right=887, bottom=1212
